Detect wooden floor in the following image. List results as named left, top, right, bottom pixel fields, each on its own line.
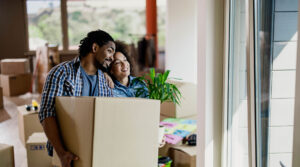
left=0, top=93, right=41, bottom=167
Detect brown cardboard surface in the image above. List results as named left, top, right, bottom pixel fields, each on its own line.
left=160, top=113, right=170, bottom=122
left=36, top=45, right=60, bottom=93
left=0, top=74, right=32, bottom=96
left=170, top=145, right=196, bottom=167
left=55, top=97, right=95, bottom=167
left=160, top=80, right=197, bottom=118
left=0, top=87, right=3, bottom=108
left=56, top=97, right=160, bottom=167
left=52, top=150, right=62, bottom=167
left=18, top=106, right=43, bottom=145
left=92, top=97, right=160, bottom=167
left=0, top=143, right=14, bottom=167
left=26, top=132, right=52, bottom=167
left=0, top=58, right=30, bottom=75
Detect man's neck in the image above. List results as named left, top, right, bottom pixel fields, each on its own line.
left=80, top=53, right=97, bottom=75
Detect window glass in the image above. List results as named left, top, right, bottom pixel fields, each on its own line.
left=67, top=0, right=146, bottom=50
left=227, top=0, right=248, bottom=166
left=254, top=0, right=298, bottom=166
left=26, top=0, right=62, bottom=50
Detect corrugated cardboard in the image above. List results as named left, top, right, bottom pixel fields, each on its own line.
left=0, top=74, right=32, bottom=96
left=18, top=106, right=43, bottom=145
left=0, top=143, right=14, bottom=167
left=52, top=150, right=62, bottom=167
left=0, top=58, right=30, bottom=75
left=26, top=132, right=52, bottom=167
left=160, top=80, right=197, bottom=118
left=55, top=97, right=160, bottom=167
left=169, top=145, right=196, bottom=167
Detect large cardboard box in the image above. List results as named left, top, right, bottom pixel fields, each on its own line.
left=18, top=106, right=43, bottom=145
left=26, top=132, right=52, bottom=167
left=169, top=145, right=196, bottom=167
left=160, top=80, right=197, bottom=118
left=0, top=58, right=30, bottom=75
left=0, top=74, right=32, bottom=96
left=0, top=143, right=14, bottom=167
left=55, top=97, right=160, bottom=167
left=52, top=150, right=62, bottom=167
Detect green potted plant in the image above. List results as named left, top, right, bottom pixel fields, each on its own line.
left=133, top=68, right=182, bottom=117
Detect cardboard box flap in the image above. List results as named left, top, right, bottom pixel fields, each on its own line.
left=0, top=143, right=14, bottom=167
left=0, top=143, right=12, bottom=150
left=1, top=59, right=28, bottom=63
left=17, top=106, right=38, bottom=116
left=27, top=132, right=47, bottom=143
left=56, top=96, right=95, bottom=167
left=93, top=97, right=160, bottom=167
left=171, top=145, right=197, bottom=156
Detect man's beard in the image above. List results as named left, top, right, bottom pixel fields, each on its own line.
left=94, top=61, right=108, bottom=72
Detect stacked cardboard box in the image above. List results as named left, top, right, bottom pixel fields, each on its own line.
left=159, top=116, right=197, bottom=167
left=18, top=105, right=43, bottom=145
left=169, top=145, right=196, bottom=167
left=0, top=58, right=31, bottom=96
left=0, top=143, right=14, bottom=167
left=26, top=132, right=52, bottom=167
left=36, top=44, right=60, bottom=93
left=55, top=97, right=160, bottom=167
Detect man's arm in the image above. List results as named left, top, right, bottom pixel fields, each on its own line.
left=42, top=117, right=79, bottom=167
left=39, top=65, right=79, bottom=167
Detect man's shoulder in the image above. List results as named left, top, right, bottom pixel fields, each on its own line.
left=48, top=57, right=79, bottom=75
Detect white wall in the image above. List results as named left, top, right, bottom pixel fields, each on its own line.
left=165, top=0, right=197, bottom=83
left=197, top=0, right=224, bottom=167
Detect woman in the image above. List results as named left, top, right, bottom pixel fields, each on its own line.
left=109, top=41, right=148, bottom=98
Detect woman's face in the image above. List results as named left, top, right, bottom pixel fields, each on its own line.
left=110, top=52, right=130, bottom=79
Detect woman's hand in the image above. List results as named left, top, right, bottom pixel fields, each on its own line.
left=104, top=72, right=114, bottom=88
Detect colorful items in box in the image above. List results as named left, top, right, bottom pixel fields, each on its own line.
left=160, top=118, right=197, bottom=145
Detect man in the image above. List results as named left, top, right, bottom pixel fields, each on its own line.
left=39, top=30, right=115, bottom=167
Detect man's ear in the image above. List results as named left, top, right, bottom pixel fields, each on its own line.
left=92, top=43, right=99, bottom=53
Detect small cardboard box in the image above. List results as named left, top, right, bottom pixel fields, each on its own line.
left=26, top=132, right=52, bottom=167
left=0, top=74, right=32, bottom=96
left=56, top=97, right=160, bottom=167
left=169, top=145, right=196, bottom=167
left=160, top=80, right=197, bottom=118
left=18, top=106, right=43, bottom=145
left=0, top=58, right=30, bottom=75
left=0, top=143, right=14, bottom=167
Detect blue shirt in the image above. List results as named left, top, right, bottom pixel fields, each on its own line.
left=113, top=76, right=149, bottom=98
left=80, top=66, right=99, bottom=96
left=39, top=57, right=112, bottom=156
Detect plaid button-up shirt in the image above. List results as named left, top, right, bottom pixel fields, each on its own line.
left=38, top=56, right=112, bottom=156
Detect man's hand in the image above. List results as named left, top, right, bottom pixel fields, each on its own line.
left=104, top=72, right=114, bottom=88
left=59, top=151, right=79, bottom=167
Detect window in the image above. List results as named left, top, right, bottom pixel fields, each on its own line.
left=67, top=0, right=146, bottom=50
left=26, top=0, right=62, bottom=50
left=25, top=0, right=166, bottom=52
left=225, top=0, right=299, bottom=167
left=254, top=0, right=298, bottom=166
left=227, top=0, right=248, bottom=166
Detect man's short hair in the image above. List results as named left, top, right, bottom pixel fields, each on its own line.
left=78, top=29, right=114, bottom=58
